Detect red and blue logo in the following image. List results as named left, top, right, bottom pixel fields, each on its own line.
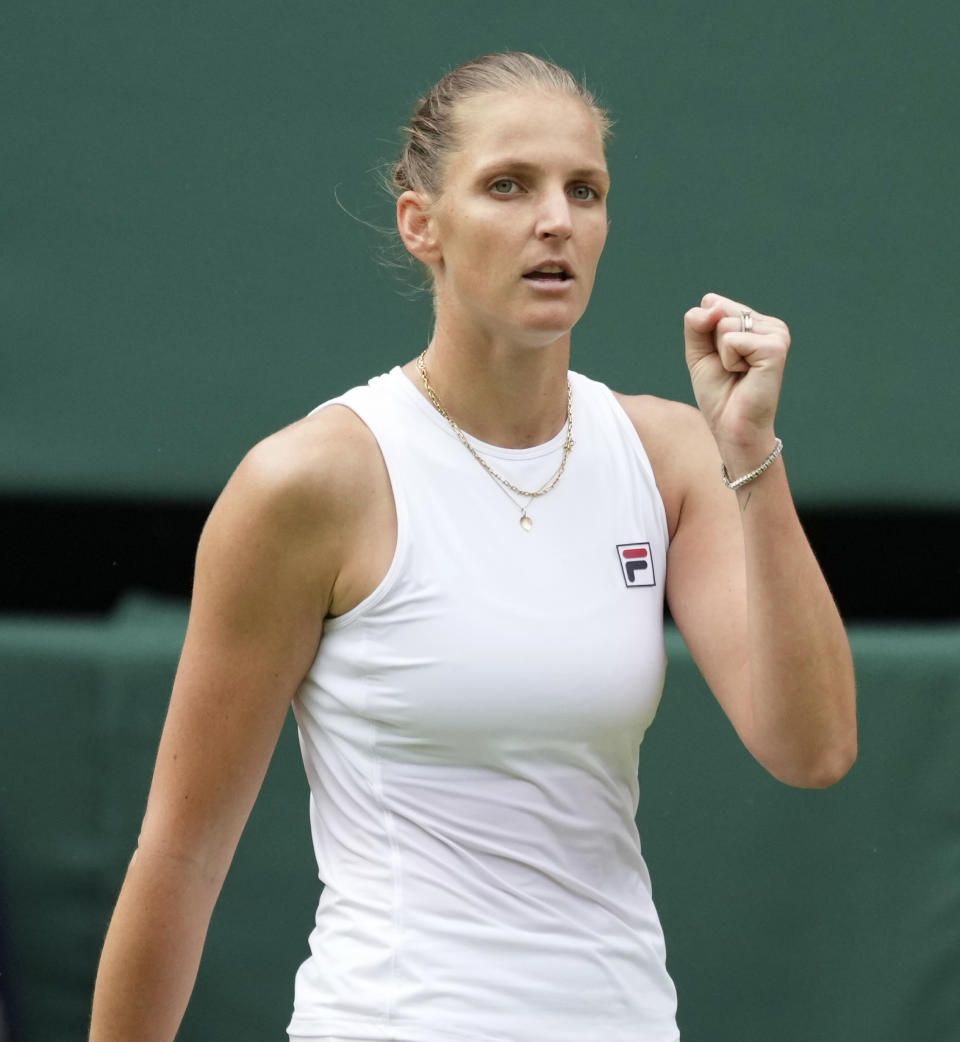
left=617, top=542, right=656, bottom=587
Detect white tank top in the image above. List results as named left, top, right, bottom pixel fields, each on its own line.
left=288, top=366, right=678, bottom=1042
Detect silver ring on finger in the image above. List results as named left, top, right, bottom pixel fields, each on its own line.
left=740, top=309, right=753, bottom=333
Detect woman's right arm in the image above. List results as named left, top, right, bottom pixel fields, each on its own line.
left=88, top=408, right=380, bottom=1042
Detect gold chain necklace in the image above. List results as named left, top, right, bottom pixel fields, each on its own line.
left=416, top=350, right=575, bottom=531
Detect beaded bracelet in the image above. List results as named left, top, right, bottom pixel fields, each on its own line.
left=721, top=438, right=784, bottom=491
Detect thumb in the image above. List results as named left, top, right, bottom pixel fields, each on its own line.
left=683, top=303, right=723, bottom=362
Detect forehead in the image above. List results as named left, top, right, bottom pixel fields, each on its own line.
left=446, top=88, right=608, bottom=178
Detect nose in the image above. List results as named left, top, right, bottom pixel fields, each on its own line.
left=534, top=187, right=573, bottom=240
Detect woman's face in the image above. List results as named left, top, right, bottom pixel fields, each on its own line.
left=427, top=88, right=610, bottom=347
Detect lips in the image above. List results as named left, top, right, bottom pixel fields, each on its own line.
left=522, top=262, right=573, bottom=282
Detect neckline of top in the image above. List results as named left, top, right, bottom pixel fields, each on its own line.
left=388, top=365, right=574, bottom=462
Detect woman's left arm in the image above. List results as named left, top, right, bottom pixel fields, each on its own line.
left=642, top=292, right=856, bottom=788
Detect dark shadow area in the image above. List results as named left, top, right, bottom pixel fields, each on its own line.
left=800, top=506, right=958, bottom=622
left=1, top=496, right=957, bottom=620
left=1, top=496, right=207, bottom=614
left=0, top=850, right=20, bottom=1042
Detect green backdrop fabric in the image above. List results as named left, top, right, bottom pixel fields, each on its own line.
left=1, top=598, right=958, bottom=1041
left=4, top=0, right=958, bottom=504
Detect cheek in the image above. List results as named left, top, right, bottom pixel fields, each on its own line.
left=587, top=223, right=609, bottom=268
left=595, top=211, right=610, bottom=247
left=440, top=213, right=493, bottom=267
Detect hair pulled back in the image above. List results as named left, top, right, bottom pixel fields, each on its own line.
left=391, top=52, right=611, bottom=199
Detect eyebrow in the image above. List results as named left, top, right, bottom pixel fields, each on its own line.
left=476, top=159, right=611, bottom=187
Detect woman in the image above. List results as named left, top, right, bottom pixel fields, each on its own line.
left=90, top=52, right=856, bottom=1042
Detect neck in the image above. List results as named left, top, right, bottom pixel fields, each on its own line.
left=404, top=324, right=572, bottom=449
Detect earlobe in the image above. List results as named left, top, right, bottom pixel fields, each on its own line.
left=397, top=191, right=442, bottom=266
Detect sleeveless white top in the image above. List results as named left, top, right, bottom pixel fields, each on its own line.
left=288, top=367, right=678, bottom=1042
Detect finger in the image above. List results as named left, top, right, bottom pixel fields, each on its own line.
left=704, top=294, right=791, bottom=336
left=714, top=313, right=785, bottom=338
left=714, top=314, right=791, bottom=359
left=716, top=335, right=750, bottom=373
left=715, top=331, right=789, bottom=373
left=701, top=291, right=751, bottom=315
left=684, top=303, right=724, bottom=334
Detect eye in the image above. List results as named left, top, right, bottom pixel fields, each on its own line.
left=490, top=178, right=521, bottom=195
left=569, top=183, right=599, bottom=201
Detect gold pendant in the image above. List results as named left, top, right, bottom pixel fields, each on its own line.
left=520, top=513, right=533, bottom=531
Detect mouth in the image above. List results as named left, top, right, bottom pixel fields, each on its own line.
left=522, top=263, right=573, bottom=283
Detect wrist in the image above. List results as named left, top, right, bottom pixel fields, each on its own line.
left=720, top=437, right=783, bottom=491
left=712, top=422, right=775, bottom=468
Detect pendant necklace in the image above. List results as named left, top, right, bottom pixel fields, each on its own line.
left=416, top=350, right=575, bottom=531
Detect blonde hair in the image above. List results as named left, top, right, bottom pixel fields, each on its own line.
left=391, top=52, right=611, bottom=199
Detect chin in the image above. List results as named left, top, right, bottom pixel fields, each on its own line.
left=520, top=308, right=585, bottom=342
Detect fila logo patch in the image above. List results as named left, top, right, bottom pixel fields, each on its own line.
left=617, top=542, right=656, bottom=587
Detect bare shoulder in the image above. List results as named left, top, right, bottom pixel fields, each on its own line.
left=240, top=404, right=381, bottom=500
left=612, top=392, right=720, bottom=536
left=229, top=404, right=384, bottom=530
left=201, top=403, right=394, bottom=619
left=611, top=391, right=707, bottom=449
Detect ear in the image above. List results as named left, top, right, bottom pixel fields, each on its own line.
left=397, top=190, right=442, bottom=266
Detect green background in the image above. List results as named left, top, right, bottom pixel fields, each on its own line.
left=3, top=0, right=957, bottom=503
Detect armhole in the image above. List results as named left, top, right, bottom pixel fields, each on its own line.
left=589, top=378, right=673, bottom=553
left=311, top=395, right=410, bottom=632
